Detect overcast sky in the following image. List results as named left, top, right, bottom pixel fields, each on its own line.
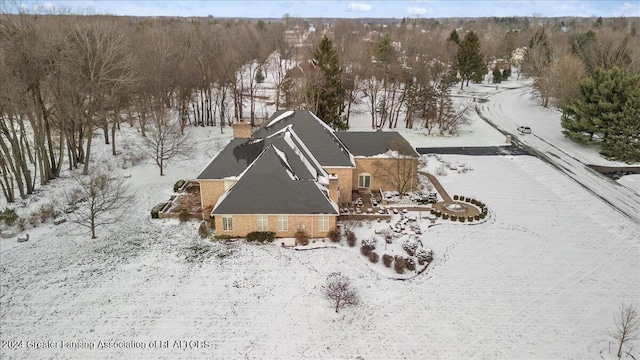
left=15, top=1, right=640, bottom=18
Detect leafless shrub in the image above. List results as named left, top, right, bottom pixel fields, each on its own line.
left=198, top=221, right=209, bottom=238
left=610, top=301, right=640, bottom=358
left=328, top=229, right=341, bottom=243
left=39, top=203, right=55, bottom=222
left=382, top=254, right=393, bottom=267
left=394, top=256, right=406, bottom=274
left=295, top=229, right=309, bottom=246
left=322, top=272, right=360, bottom=313
left=345, top=230, right=356, bottom=247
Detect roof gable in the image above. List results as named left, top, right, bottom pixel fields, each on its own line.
left=212, top=146, right=338, bottom=215
left=253, top=110, right=354, bottom=167
left=197, top=127, right=326, bottom=181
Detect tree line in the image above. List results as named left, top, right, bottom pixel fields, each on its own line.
left=520, top=19, right=639, bottom=163
left=2, top=7, right=639, bottom=204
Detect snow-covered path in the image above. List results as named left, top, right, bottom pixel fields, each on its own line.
left=477, top=86, right=640, bottom=225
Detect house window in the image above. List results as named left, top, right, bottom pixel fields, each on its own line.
left=222, top=216, right=233, bottom=231
left=358, top=173, right=371, bottom=189
left=277, top=215, right=288, bottom=232
left=318, top=215, right=329, bottom=232
left=257, top=215, right=268, bottom=231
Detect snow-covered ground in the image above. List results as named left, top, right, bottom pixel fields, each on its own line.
left=2, top=76, right=639, bottom=359
left=347, top=106, right=508, bottom=148
left=475, top=79, right=640, bottom=224
left=479, top=82, right=634, bottom=167
left=618, top=174, right=640, bottom=194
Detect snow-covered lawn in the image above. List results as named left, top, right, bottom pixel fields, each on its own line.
left=2, top=75, right=639, bottom=359
left=479, top=79, right=637, bottom=167
left=618, top=174, right=640, bottom=194
left=2, top=142, right=638, bottom=359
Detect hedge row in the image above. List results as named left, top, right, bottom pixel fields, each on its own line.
left=247, top=231, right=276, bottom=243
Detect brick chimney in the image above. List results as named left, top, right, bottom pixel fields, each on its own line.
left=233, top=120, right=252, bottom=139
left=328, top=173, right=340, bottom=205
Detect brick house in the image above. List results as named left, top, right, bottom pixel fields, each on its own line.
left=197, top=110, right=418, bottom=238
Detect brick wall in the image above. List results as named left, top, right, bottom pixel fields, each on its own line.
left=199, top=180, right=226, bottom=218
left=232, top=121, right=252, bottom=139
left=353, top=157, right=418, bottom=193
left=323, top=167, right=354, bottom=204
left=214, top=214, right=337, bottom=238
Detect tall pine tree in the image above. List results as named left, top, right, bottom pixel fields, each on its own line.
left=492, top=65, right=503, bottom=83
left=310, top=35, right=346, bottom=130
left=454, top=31, right=486, bottom=90
left=561, top=67, right=640, bottom=163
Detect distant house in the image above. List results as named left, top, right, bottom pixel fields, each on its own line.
left=197, top=110, right=419, bottom=238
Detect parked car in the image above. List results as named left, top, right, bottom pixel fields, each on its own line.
left=517, top=126, right=532, bottom=134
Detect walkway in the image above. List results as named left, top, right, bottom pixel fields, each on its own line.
left=419, top=171, right=481, bottom=218
left=420, top=171, right=452, bottom=203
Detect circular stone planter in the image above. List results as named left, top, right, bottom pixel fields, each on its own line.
left=432, top=196, right=486, bottom=219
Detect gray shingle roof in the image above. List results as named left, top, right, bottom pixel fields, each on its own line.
left=196, top=138, right=254, bottom=179
left=252, top=110, right=354, bottom=167
left=197, top=130, right=323, bottom=180
left=212, top=146, right=337, bottom=215
left=336, top=131, right=419, bottom=157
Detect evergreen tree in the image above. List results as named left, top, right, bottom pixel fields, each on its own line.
left=255, top=66, right=265, bottom=84
left=454, top=31, right=486, bottom=89
left=374, top=33, right=395, bottom=65
left=601, top=77, right=640, bottom=163
left=503, top=67, right=511, bottom=79
left=446, top=29, right=460, bottom=70
left=446, top=29, right=460, bottom=45
left=310, top=35, right=346, bottom=130
left=561, top=67, right=640, bottom=163
left=492, top=65, right=502, bottom=83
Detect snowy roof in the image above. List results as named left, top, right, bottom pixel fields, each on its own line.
left=336, top=131, right=419, bottom=157
left=197, top=128, right=322, bottom=181
left=253, top=110, right=354, bottom=167
left=196, top=138, right=254, bottom=179
left=212, top=145, right=338, bottom=215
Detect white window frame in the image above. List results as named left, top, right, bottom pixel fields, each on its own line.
left=277, top=215, right=288, bottom=232
left=358, top=173, right=371, bottom=189
left=222, top=216, right=233, bottom=231
left=257, top=215, right=268, bottom=231
left=318, top=215, right=329, bottom=232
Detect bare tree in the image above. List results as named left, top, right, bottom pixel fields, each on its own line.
left=373, top=139, right=418, bottom=196
left=268, top=47, right=295, bottom=110
left=68, top=19, right=135, bottom=175
left=548, top=53, right=587, bottom=112
left=322, top=272, right=359, bottom=313
left=610, top=302, right=640, bottom=358
left=425, top=74, right=472, bottom=135
left=142, top=107, right=192, bottom=176
left=62, top=168, right=132, bottom=239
